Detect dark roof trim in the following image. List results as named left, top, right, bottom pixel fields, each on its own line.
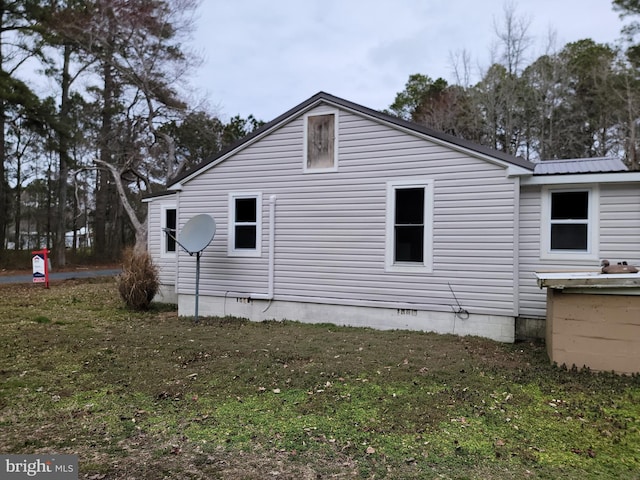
left=141, top=189, right=177, bottom=202
left=169, top=91, right=535, bottom=187
left=317, top=92, right=535, bottom=170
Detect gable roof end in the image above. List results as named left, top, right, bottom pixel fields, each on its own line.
left=169, top=91, right=536, bottom=187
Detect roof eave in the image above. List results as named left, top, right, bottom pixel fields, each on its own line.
left=522, top=171, right=640, bottom=185
left=141, top=189, right=178, bottom=203
left=314, top=92, right=535, bottom=171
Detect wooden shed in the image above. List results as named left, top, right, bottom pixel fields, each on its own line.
left=536, top=272, right=640, bottom=374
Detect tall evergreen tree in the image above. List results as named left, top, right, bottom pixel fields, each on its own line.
left=0, top=0, right=47, bottom=252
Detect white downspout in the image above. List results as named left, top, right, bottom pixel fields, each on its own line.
left=267, top=194, right=276, bottom=299
left=251, top=194, right=276, bottom=300
left=512, top=177, right=520, bottom=318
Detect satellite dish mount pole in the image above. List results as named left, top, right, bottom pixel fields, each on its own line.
left=163, top=214, right=216, bottom=325
left=194, top=250, right=201, bottom=322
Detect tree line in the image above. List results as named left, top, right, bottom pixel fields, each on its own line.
left=0, top=0, right=262, bottom=265
left=0, top=1, right=637, bottom=265
left=387, top=2, right=640, bottom=169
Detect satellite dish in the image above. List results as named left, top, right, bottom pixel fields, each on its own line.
left=166, top=214, right=216, bottom=324
left=179, top=214, right=216, bottom=253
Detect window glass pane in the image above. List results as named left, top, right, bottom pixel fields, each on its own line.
left=395, top=188, right=424, bottom=224
left=307, top=114, right=335, bottom=169
left=166, top=209, right=176, bottom=252
left=551, top=224, right=588, bottom=250
left=395, top=226, right=424, bottom=262
left=235, top=198, right=256, bottom=222
left=235, top=226, right=257, bottom=249
left=551, top=191, right=588, bottom=219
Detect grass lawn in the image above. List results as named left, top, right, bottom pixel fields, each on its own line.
left=1, top=278, right=639, bottom=479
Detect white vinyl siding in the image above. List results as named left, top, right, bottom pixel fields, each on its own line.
left=518, top=183, right=640, bottom=318
left=600, top=184, right=640, bottom=259
left=175, top=105, right=519, bottom=317
left=147, top=197, right=178, bottom=288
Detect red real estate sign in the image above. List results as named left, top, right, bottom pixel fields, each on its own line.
left=32, top=249, right=50, bottom=288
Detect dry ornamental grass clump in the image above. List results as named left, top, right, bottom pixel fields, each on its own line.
left=117, top=248, right=159, bottom=310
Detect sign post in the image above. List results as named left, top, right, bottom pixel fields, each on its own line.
left=32, top=249, right=50, bottom=288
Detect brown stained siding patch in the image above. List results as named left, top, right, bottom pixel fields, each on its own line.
left=307, top=114, right=335, bottom=169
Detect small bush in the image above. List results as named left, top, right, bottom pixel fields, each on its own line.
left=117, top=248, right=159, bottom=311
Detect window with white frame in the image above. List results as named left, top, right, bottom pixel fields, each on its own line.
left=386, top=180, right=434, bottom=272
left=160, top=205, right=177, bottom=256
left=541, top=186, right=599, bottom=260
left=304, top=110, right=338, bottom=172
left=228, top=193, right=262, bottom=257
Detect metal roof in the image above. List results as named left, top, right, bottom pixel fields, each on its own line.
left=533, top=157, right=628, bottom=175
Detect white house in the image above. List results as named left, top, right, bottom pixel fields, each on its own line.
left=144, top=92, right=640, bottom=342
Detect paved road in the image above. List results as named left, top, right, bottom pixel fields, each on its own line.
left=0, top=269, right=122, bottom=284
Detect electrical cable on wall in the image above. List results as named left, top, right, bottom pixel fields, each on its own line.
left=262, top=298, right=273, bottom=313
left=448, top=282, right=470, bottom=319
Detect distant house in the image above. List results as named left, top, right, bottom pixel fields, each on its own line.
left=65, top=227, right=92, bottom=249
left=144, top=92, right=640, bottom=342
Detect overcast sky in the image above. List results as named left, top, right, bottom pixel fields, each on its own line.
left=189, top=1, right=626, bottom=122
